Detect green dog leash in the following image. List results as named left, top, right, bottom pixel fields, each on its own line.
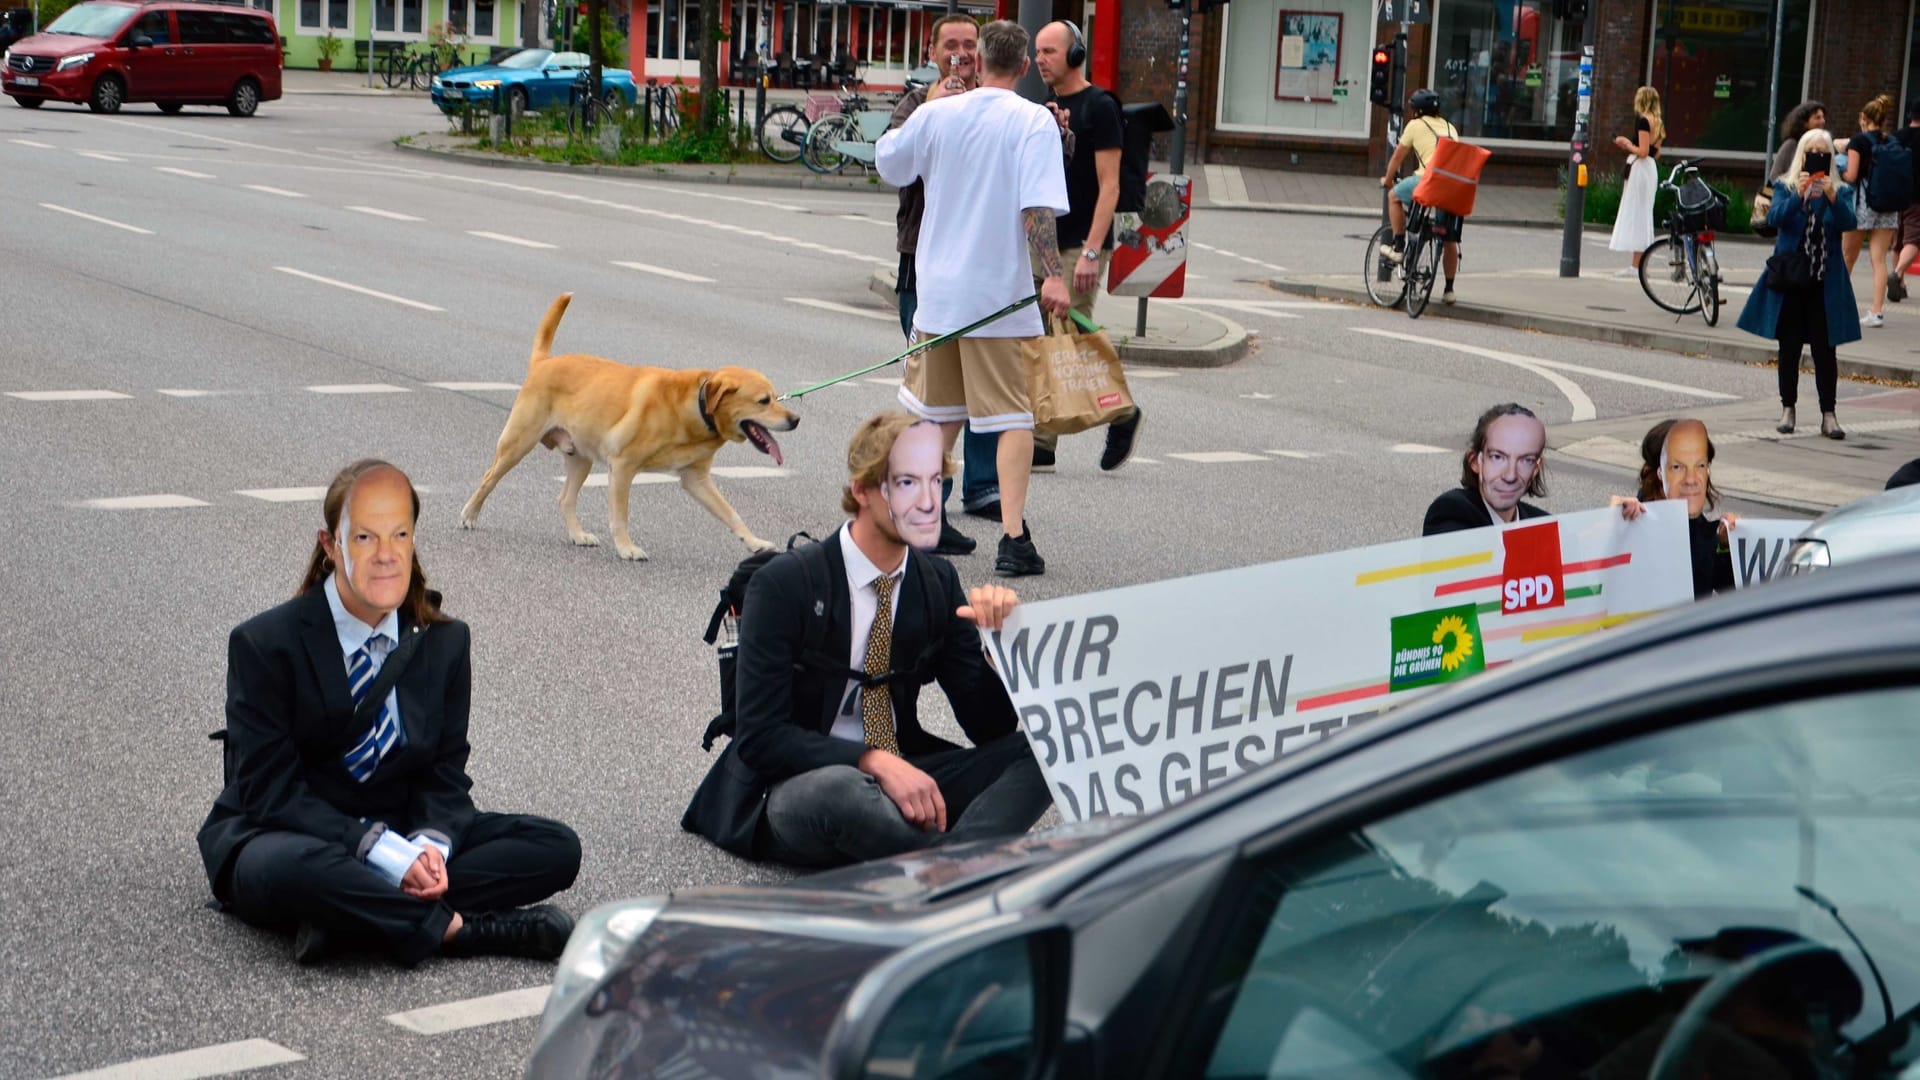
left=779, top=298, right=1100, bottom=401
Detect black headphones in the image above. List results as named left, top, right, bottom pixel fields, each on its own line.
left=1060, top=20, right=1086, bottom=69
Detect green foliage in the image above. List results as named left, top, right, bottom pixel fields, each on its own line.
left=571, top=19, right=627, bottom=67
left=468, top=94, right=750, bottom=166
left=1556, top=168, right=1757, bottom=236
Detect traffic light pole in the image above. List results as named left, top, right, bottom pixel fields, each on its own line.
left=1558, top=12, right=1595, bottom=277
left=1370, top=31, right=1407, bottom=228
left=1138, top=2, right=1194, bottom=340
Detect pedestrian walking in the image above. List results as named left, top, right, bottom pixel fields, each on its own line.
left=1770, top=100, right=1827, bottom=183
left=1891, top=99, right=1920, bottom=302
left=1613, top=419, right=1738, bottom=598
left=1840, top=94, right=1902, bottom=327
left=1610, top=87, right=1665, bottom=273
left=1739, top=128, right=1860, bottom=440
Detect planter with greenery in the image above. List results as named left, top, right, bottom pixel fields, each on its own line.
left=1556, top=167, right=1760, bottom=237
left=317, top=29, right=341, bottom=72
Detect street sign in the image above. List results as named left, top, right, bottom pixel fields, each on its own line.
left=1378, top=0, right=1431, bottom=24
left=1109, top=174, right=1191, bottom=299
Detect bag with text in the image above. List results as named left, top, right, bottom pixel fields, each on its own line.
left=1025, top=317, right=1134, bottom=436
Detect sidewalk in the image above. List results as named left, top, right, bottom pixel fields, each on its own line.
left=1179, top=162, right=1565, bottom=227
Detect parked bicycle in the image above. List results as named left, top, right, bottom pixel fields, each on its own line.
left=1363, top=198, right=1463, bottom=319
left=801, top=85, right=904, bottom=175
left=384, top=42, right=457, bottom=91
left=757, top=101, right=809, bottom=163
left=647, top=80, right=682, bottom=137
left=1638, top=157, right=1727, bottom=327
left=566, top=69, right=623, bottom=139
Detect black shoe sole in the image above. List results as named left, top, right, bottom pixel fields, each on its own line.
left=932, top=540, right=977, bottom=555
left=994, top=561, right=1046, bottom=577
left=1100, top=408, right=1143, bottom=472
left=962, top=502, right=1003, bottom=521
left=292, top=922, right=328, bottom=965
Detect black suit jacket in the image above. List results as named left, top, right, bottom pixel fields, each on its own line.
left=1422, top=486, right=1549, bottom=536
left=197, top=588, right=477, bottom=899
left=681, top=536, right=1019, bottom=858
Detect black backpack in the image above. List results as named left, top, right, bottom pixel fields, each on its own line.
left=1089, top=92, right=1173, bottom=215
left=699, top=532, right=949, bottom=752
left=1865, top=131, right=1916, bottom=214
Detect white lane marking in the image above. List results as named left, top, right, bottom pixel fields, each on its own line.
left=83, top=494, right=210, bottom=509
left=349, top=205, right=424, bottom=221
left=1391, top=443, right=1450, bottom=454
left=49, top=1039, right=304, bottom=1079
left=39, top=203, right=153, bottom=235
left=838, top=214, right=892, bottom=227
left=154, top=166, right=215, bottom=179
left=1191, top=240, right=1285, bottom=273
left=1130, top=456, right=1163, bottom=465
left=157, top=388, right=216, bottom=397
left=305, top=383, right=410, bottom=394
left=573, top=472, right=678, bottom=487
left=236, top=486, right=329, bottom=502
left=242, top=184, right=306, bottom=198
left=385, top=985, right=551, bottom=1035
left=1167, top=451, right=1270, bottom=464
left=864, top=377, right=905, bottom=387
left=1352, top=328, right=1597, bottom=423
left=1240, top=392, right=1274, bottom=400
left=1353, top=327, right=1735, bottom=401
left=273, top=267, right=444, bottom=312
left=786, top=297, right=895, bottom=322
left=574, top=465, right=789, bottom=487
left=76, top=150, right=127, bottom=162
left=470, top=229, right=557, bottom=249
left=612, top=260, right=714, bottom=282
left=6, top=389, right=132, bottom=401
left=712, top=466, right=788, bottom=478
left=1164, top=298, right=1303, bottom=319
left=428, top=381, right=521, bottom=391
left=1265, top=450, right=1324, bottom=459
left=10, top=138, right=55, bottom=148
left=1126, top=369, right=1181, bottom=378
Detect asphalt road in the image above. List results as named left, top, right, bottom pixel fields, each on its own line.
left=0, top=92, right=1825, bottom=1079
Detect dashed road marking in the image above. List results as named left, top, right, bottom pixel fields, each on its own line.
left=157, top=389, right=216, bottom=397
left=273, top=267, right=444, bottom=312
left=242, top=184, right=306, bottom=198
left=349, top=205, right=425, bottom=221
left=1191, top=240, right=1286, bottom=274
left=305, top=383, right=411, bottom=394
left=1265, top=450, right=1324, bottom=459
left=612, top=260, right=714, bottom=282
left=1353, top=328, right=1598, bottom=423
left=76, top=150, right=127, bottom=162
left=575, top=465, right=789, bottom=487
left=1166, top=451, right=1271, bottom=464
left=864, top=377, right=905, bottom=387
left=1391, top=443, right=1450, bottom=454
left=786, top=297, right=896, bottom=322
left=1126, top=369, right=1181, bottom=378
left=236, top=487, right=329, bottom=502
left=83, top=494, right=211, bottom=509
left=10, top=138, right=55, bottom=148
left=1166, top=298, right=1308, bottom=320
left=428, top=381, right=521, bottom=391
left=49, top=1038, right=304, bottom=1079
left=1351, top=327, right=1736, bottom=402
left=470, top=229, right=556, bottom=249
left=40, top=203, right=153, bottom=234
left=384, top=985, right=550, bottom=1035
left=7, top=389, right=133, bottom=401
left=155, top=166, right=215, bottom=179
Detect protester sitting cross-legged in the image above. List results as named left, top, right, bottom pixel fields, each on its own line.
left=680, top=412, right=1053, bottom=869
left=198, top=460, right=581, bottom=966
left=1613, top=419, right=1738, bottom=598
left=1422, top=403, right=1551, bottom=535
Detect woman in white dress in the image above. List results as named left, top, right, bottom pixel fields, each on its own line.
left=1610, top=86, right=1666, bottom=273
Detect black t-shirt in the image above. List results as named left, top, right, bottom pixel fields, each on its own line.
left=1847, top=130, right=1877, bottom=180
left=1635, top=115, right=1661, bottom=159
left=1052, top=86, right=1125, bottom=251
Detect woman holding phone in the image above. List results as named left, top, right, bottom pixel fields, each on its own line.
left=1738, top=128, right=1860, bottom=439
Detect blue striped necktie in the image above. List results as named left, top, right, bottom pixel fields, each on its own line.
left=341, top=633, right=404, bottom=782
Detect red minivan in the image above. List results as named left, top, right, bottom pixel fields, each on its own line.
left=2, top=0, right=282, bottom=115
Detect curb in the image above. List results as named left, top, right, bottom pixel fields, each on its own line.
left=1266, top=277, right=1920, bottom=385
left=865, top=270, right=1252, bottom=369
left=391, top=138, right=900, bottom=192
left=1193, top=200, right=1774, bottom=244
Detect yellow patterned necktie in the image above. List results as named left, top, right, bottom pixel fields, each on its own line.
left=862, top=575, right=900, bottom=756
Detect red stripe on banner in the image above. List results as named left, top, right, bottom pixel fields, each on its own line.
left=1434, top=552, right=1631, bottom=597
left=1435, top=573, right=1503, bottom=596
left=1296, top=683, right=1391, bottom=711
left=1563, top=553, right=1632, bottom=573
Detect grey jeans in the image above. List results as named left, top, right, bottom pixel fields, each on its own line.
left=760, top=734, right=1051, bottom=869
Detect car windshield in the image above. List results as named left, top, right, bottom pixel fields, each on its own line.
left=495, top=48, right=551, bottom=69
left=44, top=2, right=136, bottom=36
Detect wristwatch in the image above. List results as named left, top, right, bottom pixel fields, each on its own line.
left=1079, top=249, right=1100, bottom=262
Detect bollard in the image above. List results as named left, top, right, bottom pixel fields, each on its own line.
left=642, top=85, right=652, bottom=142
left=755, top=80, right=766, bottom=135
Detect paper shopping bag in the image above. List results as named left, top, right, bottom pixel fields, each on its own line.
left=1024, top=318, right=1134, bottom=436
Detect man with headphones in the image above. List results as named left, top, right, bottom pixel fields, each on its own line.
left=1032, top=19, right=1144, bottom=473
left=1379, top=87, right=1462, bottom=305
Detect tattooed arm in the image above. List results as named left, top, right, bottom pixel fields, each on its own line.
left=1024, top=207, right=1071, bottom=318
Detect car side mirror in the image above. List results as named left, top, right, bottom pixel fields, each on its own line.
left=129, top=32, right=152, bottom=48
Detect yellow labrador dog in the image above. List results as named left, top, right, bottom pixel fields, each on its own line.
left=461, top=294, right=799, bottom=561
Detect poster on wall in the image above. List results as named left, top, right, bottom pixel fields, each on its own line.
left=1274, top=10, right=1342, bottom=102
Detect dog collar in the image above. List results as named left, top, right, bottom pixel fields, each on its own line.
left=696, top=378, right=720, bottom=436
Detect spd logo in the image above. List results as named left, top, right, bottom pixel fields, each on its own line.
left=1500, top=521, right=1565, bottom=614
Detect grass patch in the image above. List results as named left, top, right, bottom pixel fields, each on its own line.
left=1557, top=167, right=1760, bottom=236
left=451, top=98, right=758, bottom=167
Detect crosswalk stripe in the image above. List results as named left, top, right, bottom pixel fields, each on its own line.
left=7, top=389, right=132, bottom=401
left=49, top=1038, right=304, bottom=1080
left=83, top=494, right=210, bottom=509
left=305, top=383, right=410, bottom=394
left=384, top=986, right=551, bottom=1035
left=236, top=487, right=330, bottom=502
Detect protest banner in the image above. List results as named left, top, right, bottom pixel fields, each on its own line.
left=1728, top=519, right=1808, bottom=588
left=988, top=504, right=1696, bottom=822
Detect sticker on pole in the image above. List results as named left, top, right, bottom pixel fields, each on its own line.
left=1108, top=173, right=1190, bottom=299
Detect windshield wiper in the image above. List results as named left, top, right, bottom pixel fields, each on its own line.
left=1796, top=884, right=1893, bottom=1031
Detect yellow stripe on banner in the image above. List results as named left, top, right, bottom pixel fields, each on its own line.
left=1355, top=550, right=1493, bottom=586
left=1518, top=610, right=1655, bottom=643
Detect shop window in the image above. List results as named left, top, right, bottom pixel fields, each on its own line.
left=1649, top=0, right=1812, bottom=154
left=1217, top=0, right=1374, bottom=135
left=1432, top=0, right=1583, bottom=143
left=373, top=0, right=423, bottom=34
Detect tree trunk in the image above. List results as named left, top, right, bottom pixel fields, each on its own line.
left=696, top=0, right=719, bottom=135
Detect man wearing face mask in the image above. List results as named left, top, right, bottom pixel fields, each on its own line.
left=682, top=412, right=1053, bottom=869
left=1614, top=419, right=1739, bottom=597
left=1422, top=404, right=1552, bottom=535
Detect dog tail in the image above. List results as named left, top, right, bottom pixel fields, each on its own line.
left=529, top=293, right=572, bottom=369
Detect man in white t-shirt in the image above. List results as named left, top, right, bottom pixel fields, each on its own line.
left=876, top=19, right=1072, bottom=579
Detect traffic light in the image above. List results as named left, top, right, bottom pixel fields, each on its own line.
left=1369, top=45, right=1393, bottom=106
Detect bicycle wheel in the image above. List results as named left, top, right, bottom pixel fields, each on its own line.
left=802, top=113, right=852, bottom=174
left=1362, top=225, right=1407, bottom=308
left=757, top=104, right=808, bottom=163
left=1406, top=230, right=1440, bottom=318
left=1638, top=235, right=1701, bottom=314
left=1696, top=241, right=1721, bottom=327
left=569, top=94, right=615, bottom=139
left=409, top=56, right=434, bottom=92
left=381, top=49, right=407, bottom=89
left=652, top=88, right=681, bottom=135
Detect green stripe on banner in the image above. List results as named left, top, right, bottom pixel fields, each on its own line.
left=1475, top=584, right=1602, bottom=615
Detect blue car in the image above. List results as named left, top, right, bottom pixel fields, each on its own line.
left=430, top=48, right=635, bottom=115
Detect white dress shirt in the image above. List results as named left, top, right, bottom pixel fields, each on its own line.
left=831, top=524, right=907, bottom=745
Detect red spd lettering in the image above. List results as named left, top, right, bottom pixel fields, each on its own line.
left=1501, top=521, right=1566, bottom=614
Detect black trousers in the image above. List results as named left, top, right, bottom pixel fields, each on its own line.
left=225, top=812, right=580, bottom=966
left=1775, top=290, right=1839, bottom=413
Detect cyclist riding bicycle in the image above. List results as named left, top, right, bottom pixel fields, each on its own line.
left=1380, top=88, right=1462, bottom=305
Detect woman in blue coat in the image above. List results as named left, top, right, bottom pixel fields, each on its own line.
left=1738, top=128, right=1861, bottom=439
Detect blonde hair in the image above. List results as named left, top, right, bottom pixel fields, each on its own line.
left=841, top=412, right=955, bottom=514
left=1779, top=127, right=1836, bottom=185
left=1633, top=86, right=1666, bottom=148
left=1862, top=93, right=1896, bottom=133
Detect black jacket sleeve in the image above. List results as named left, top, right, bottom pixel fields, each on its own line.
left=226, top=625, right=377, bottom=857
left=731, top=558, right=866, bottom=780
left=407, top=623, right=477, bottom=848
left=932, top=565, right=1019, bottom=745
left=1423, top=489, right=1486, bottom=536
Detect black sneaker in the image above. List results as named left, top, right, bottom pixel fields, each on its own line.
left=932, top=518, right=976, bottom=555
left=292, top=921, right=330, bottom=966
left=442, top=905, right=574, bottom=961
left=1031, top=446, right=1057, bottom=473
left=1100, top=407, right=1143, bottom=472
left=963, top=500, right=1002, bottom=522
left=994, top=529, right=1045, bottom=577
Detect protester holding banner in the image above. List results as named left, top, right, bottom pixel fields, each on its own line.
left=1423, top=403, right=1551, bottom=535
left=1614, top=419, right=1738, bottom=598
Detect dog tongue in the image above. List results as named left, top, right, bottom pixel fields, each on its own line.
left=763, top=431, right=784, bottom=467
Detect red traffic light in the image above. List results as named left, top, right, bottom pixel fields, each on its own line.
left=1372, top=48, right=1390, bottom=64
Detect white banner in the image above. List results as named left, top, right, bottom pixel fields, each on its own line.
left=1728, top=518, right=1808, bottom=588
left=989, top=504, right=1697, bottom=822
